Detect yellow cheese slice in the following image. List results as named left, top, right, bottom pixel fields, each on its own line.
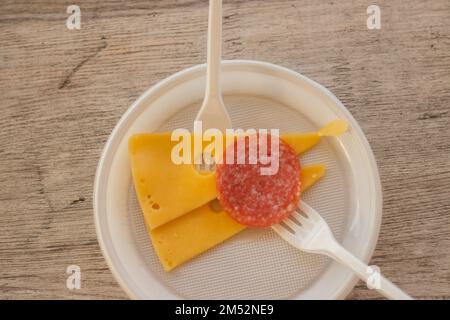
left=129, top=132, right=322, bottom=229
left=318, top=120, right=348, bottom=137
left=283, top=120, right=348, bottom=153
left=150, top=164, right=326, bottom=271
left=279, top=132, right=320, bottom=155
left=301, top=164, right=326, bottom=191
left=129, top=133, right=218, bottom=230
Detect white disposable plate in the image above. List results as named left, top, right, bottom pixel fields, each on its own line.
left=94, top=60, right=382, bottom=299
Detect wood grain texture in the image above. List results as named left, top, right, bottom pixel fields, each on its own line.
left=1, top=0, right=449, bottom=300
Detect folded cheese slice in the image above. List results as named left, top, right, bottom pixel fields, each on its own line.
left=129, top=132, right=321, bottom=229
left=150, top=164, right=326, bottom=271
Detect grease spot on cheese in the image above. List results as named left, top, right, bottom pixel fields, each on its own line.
left=152, top=203, right=160, bottom=210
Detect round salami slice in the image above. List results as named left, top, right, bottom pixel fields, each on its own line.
left=216, top=134, right=301, bottom=228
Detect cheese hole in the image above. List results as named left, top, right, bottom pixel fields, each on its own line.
left=152, top=203, right=160, bottom=210
left=140, top=178, right=146, bottom=184
left=209, top=199, right=223, bottom=212
left=147, top=194, right=151, bottom=199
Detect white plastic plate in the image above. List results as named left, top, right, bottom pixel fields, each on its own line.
left=94, top=60, right=382, bottom=299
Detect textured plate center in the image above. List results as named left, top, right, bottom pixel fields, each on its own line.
left=128, top=95, right=348, bottom=299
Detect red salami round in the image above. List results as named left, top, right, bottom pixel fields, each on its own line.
left=216, top=134, right=301, bottom=228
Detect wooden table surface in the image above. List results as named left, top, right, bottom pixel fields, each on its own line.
left=1, top=0, right=449, bottom=300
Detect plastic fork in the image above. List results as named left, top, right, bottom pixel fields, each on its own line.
left=195, top=0, right=232, bottom=132
left=194, top=0, right=231, bottom=172
left=272, top=201, right=412, bottom=300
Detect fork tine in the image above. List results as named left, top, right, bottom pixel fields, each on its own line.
left=272, top=224, right=302, bottom=242
left=298, top=201, right=322, bottom=222
left=286, top=216, right=310, bottom=239
left=291, top=210, right=308, bottom=223
left=291, top=210, right=314, bottom=228
left=283, top=217, right=301, bottom=231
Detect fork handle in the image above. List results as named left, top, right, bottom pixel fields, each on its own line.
left=327, top=243, right=412, bottom=300
left=205, top=0, right=222, bottom=100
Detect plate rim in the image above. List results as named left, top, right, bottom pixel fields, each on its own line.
left=93, top=59, right=382, bottom=300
